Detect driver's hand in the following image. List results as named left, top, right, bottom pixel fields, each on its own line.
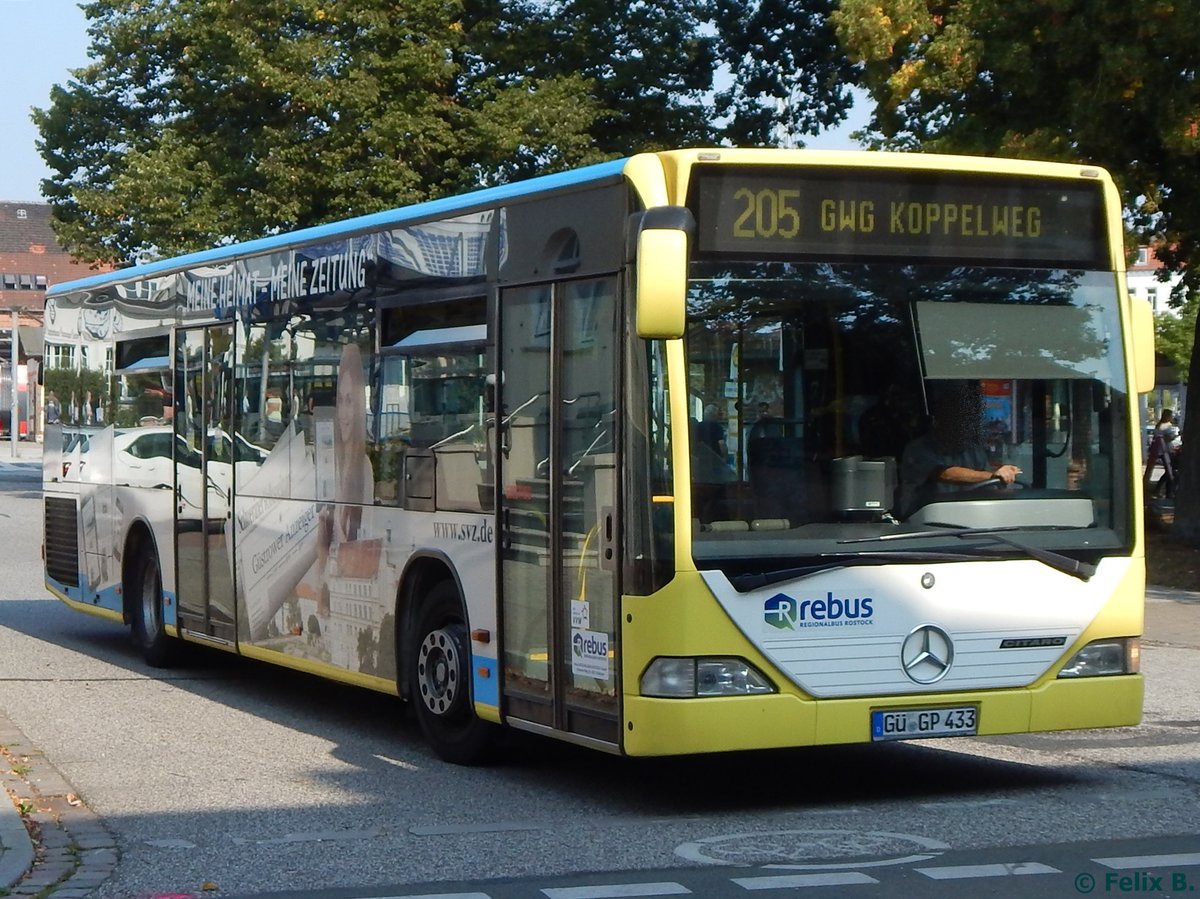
left=993, top=464, right=1021, bottom=485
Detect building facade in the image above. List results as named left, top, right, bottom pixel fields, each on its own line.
left=1128, top=245, right=1190, bottom=426
left=0, top=201, right=113, bottom=439
left=1127, top=245, right=1185, bottom=314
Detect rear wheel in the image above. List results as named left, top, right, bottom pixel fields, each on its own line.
left=130, top=546, right=177, bottom=667
left=410, top=581, right=495, bottom=764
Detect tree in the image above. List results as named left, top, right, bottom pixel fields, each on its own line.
left=34, top=0, right=607, bottom=263
left=462, top=0, right=720, bottom=166
left=463, top=0, right=862, bottom=155
left=712, top=0, right=861, bottom=146
left=832, top=0, right=1200, bottom=536
left=1156, top=304, right=1198, bottom=383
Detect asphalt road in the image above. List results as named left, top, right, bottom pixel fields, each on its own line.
left=0, top=456, right=1197, bottom=899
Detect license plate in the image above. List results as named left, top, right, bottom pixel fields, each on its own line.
left=871, top=706, right=978, bottom=741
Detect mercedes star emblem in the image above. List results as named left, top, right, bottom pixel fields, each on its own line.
left=901, top=624, right=954, bottom=684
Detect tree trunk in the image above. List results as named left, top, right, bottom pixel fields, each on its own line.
left=1166, top=315, right=1200, bottom=542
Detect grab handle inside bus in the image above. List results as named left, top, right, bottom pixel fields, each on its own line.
left=634, top=207, right=694, bottom=339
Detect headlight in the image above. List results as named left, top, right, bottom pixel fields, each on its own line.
left=641, top=657, right=775, bottom=697
left=1058, top=638, right=1140, bottom=678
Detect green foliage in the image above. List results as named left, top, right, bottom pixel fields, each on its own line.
left=1156, top=303, right=1198, bottom=383
left=464, top=0, right=718, bottom=157
left=44, top=366, right=109, bottom=416
left=712, top=0, right=861, bottom=146
left=35, top=0, right=616, bottom=261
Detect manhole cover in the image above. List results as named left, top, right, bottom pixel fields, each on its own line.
left=676, top=829, right=950, bottom=869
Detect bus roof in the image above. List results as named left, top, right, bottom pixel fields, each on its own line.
left=47, top=148, right=1121, bottom=298
left=46, top=157, right=630, bottom=297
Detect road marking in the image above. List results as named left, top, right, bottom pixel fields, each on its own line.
left=230, top=828, right=384, bottom=845
left=542, top=884, right=691, bottom=898
left=373, top=753, right=421, bottom=771
left=1095, top=853, right=1200, bottom=869
left=360, top=894, right=491, bottom=899
left=733, top=873, right=879, bottom=889
left=916, top=862, right=1060, bottom=879
left=676, top=828, right=948, bottom=868
left=410, top=822, right=543, bottom=835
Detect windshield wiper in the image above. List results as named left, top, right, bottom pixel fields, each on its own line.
left=729, top=562, right=847, bottom=591
left=727, top=550, right=994, bottom=592
left=955, top=531, right=1096, bottom=581
left=839, top=524, right=1096, bottom=581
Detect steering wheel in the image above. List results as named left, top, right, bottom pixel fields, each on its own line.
left=964, top=476, right=1029, bottom=491
left=964, top=476, right=1005, bottom=491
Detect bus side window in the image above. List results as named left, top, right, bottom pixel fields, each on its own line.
left=380, top=297, right=489, bottom=512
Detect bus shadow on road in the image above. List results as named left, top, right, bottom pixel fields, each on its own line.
left=0, top=595, right=1121, bottom=821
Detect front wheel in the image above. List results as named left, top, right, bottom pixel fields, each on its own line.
left=130, top=545, right=178, bottom=667
left=409, top=581, right=495, bottom=764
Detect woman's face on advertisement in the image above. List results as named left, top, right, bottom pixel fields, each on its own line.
left=337, top=373, right=357, bottom=435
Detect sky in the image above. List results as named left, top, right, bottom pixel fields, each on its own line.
left=1, top=0, right=90, bottom=202
left=0, top=0, right=865, bottom=205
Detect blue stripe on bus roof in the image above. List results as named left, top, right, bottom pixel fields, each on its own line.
left=48, top=157, right=630, bottom=296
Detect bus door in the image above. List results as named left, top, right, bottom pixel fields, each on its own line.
left=174, top=324, right=237, bottom=643
left=498, top=278, right=620, bottom=748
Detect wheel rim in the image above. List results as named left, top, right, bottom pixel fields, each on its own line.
left=140, top=558, right=161, bottom=639
left=417, top=627, right=461, bottom=716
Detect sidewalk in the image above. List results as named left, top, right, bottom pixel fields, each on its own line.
left=0, top=438, right=43, bottom=465
left=1145, top=583, right=1200, bottom=650
left=0, top=440, right=43, bottom=485
left=0, top=713, right=119, bottom=896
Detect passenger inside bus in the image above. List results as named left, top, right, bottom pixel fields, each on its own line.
left=858, top=383, right=920, bottom=461
left=691, top=403, right=734, bottom=522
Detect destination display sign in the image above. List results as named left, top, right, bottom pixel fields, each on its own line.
left=690, top=166, right=1109, bottom=267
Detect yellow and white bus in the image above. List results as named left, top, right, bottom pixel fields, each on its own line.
left=42, top=149, right=1154, bottom=763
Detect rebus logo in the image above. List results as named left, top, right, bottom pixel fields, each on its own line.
left=763, top=592, right=875, bottom=630
left=573, top=631, right=608, bottom=658
left=764, top=594, right=798, bottom=630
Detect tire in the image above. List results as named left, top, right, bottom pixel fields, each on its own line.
left=130, top=546, right=177, bottom=668
left=410, top=581, right=495, bottom=764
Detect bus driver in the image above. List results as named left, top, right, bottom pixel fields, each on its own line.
left=898, top=380, right=1021, bottom=516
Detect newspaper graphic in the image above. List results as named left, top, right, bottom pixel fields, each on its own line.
left=235, top=423, right=322, bottom=640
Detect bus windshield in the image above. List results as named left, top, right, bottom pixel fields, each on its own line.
left=683, top=262, right=1132, bottom=570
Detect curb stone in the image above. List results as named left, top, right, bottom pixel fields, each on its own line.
left=0, top=778, right=34, bottom=895
left=0, top=712, right=118, bottom=897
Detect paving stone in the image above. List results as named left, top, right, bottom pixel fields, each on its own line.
left=73, top=832, right=117, bottom=850
left=37, top=827, right=74, bottom=850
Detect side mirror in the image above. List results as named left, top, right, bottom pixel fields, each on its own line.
left=1130, top=296, right=1156, bottom=394
left=634, top=207, right=694, bottom=339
